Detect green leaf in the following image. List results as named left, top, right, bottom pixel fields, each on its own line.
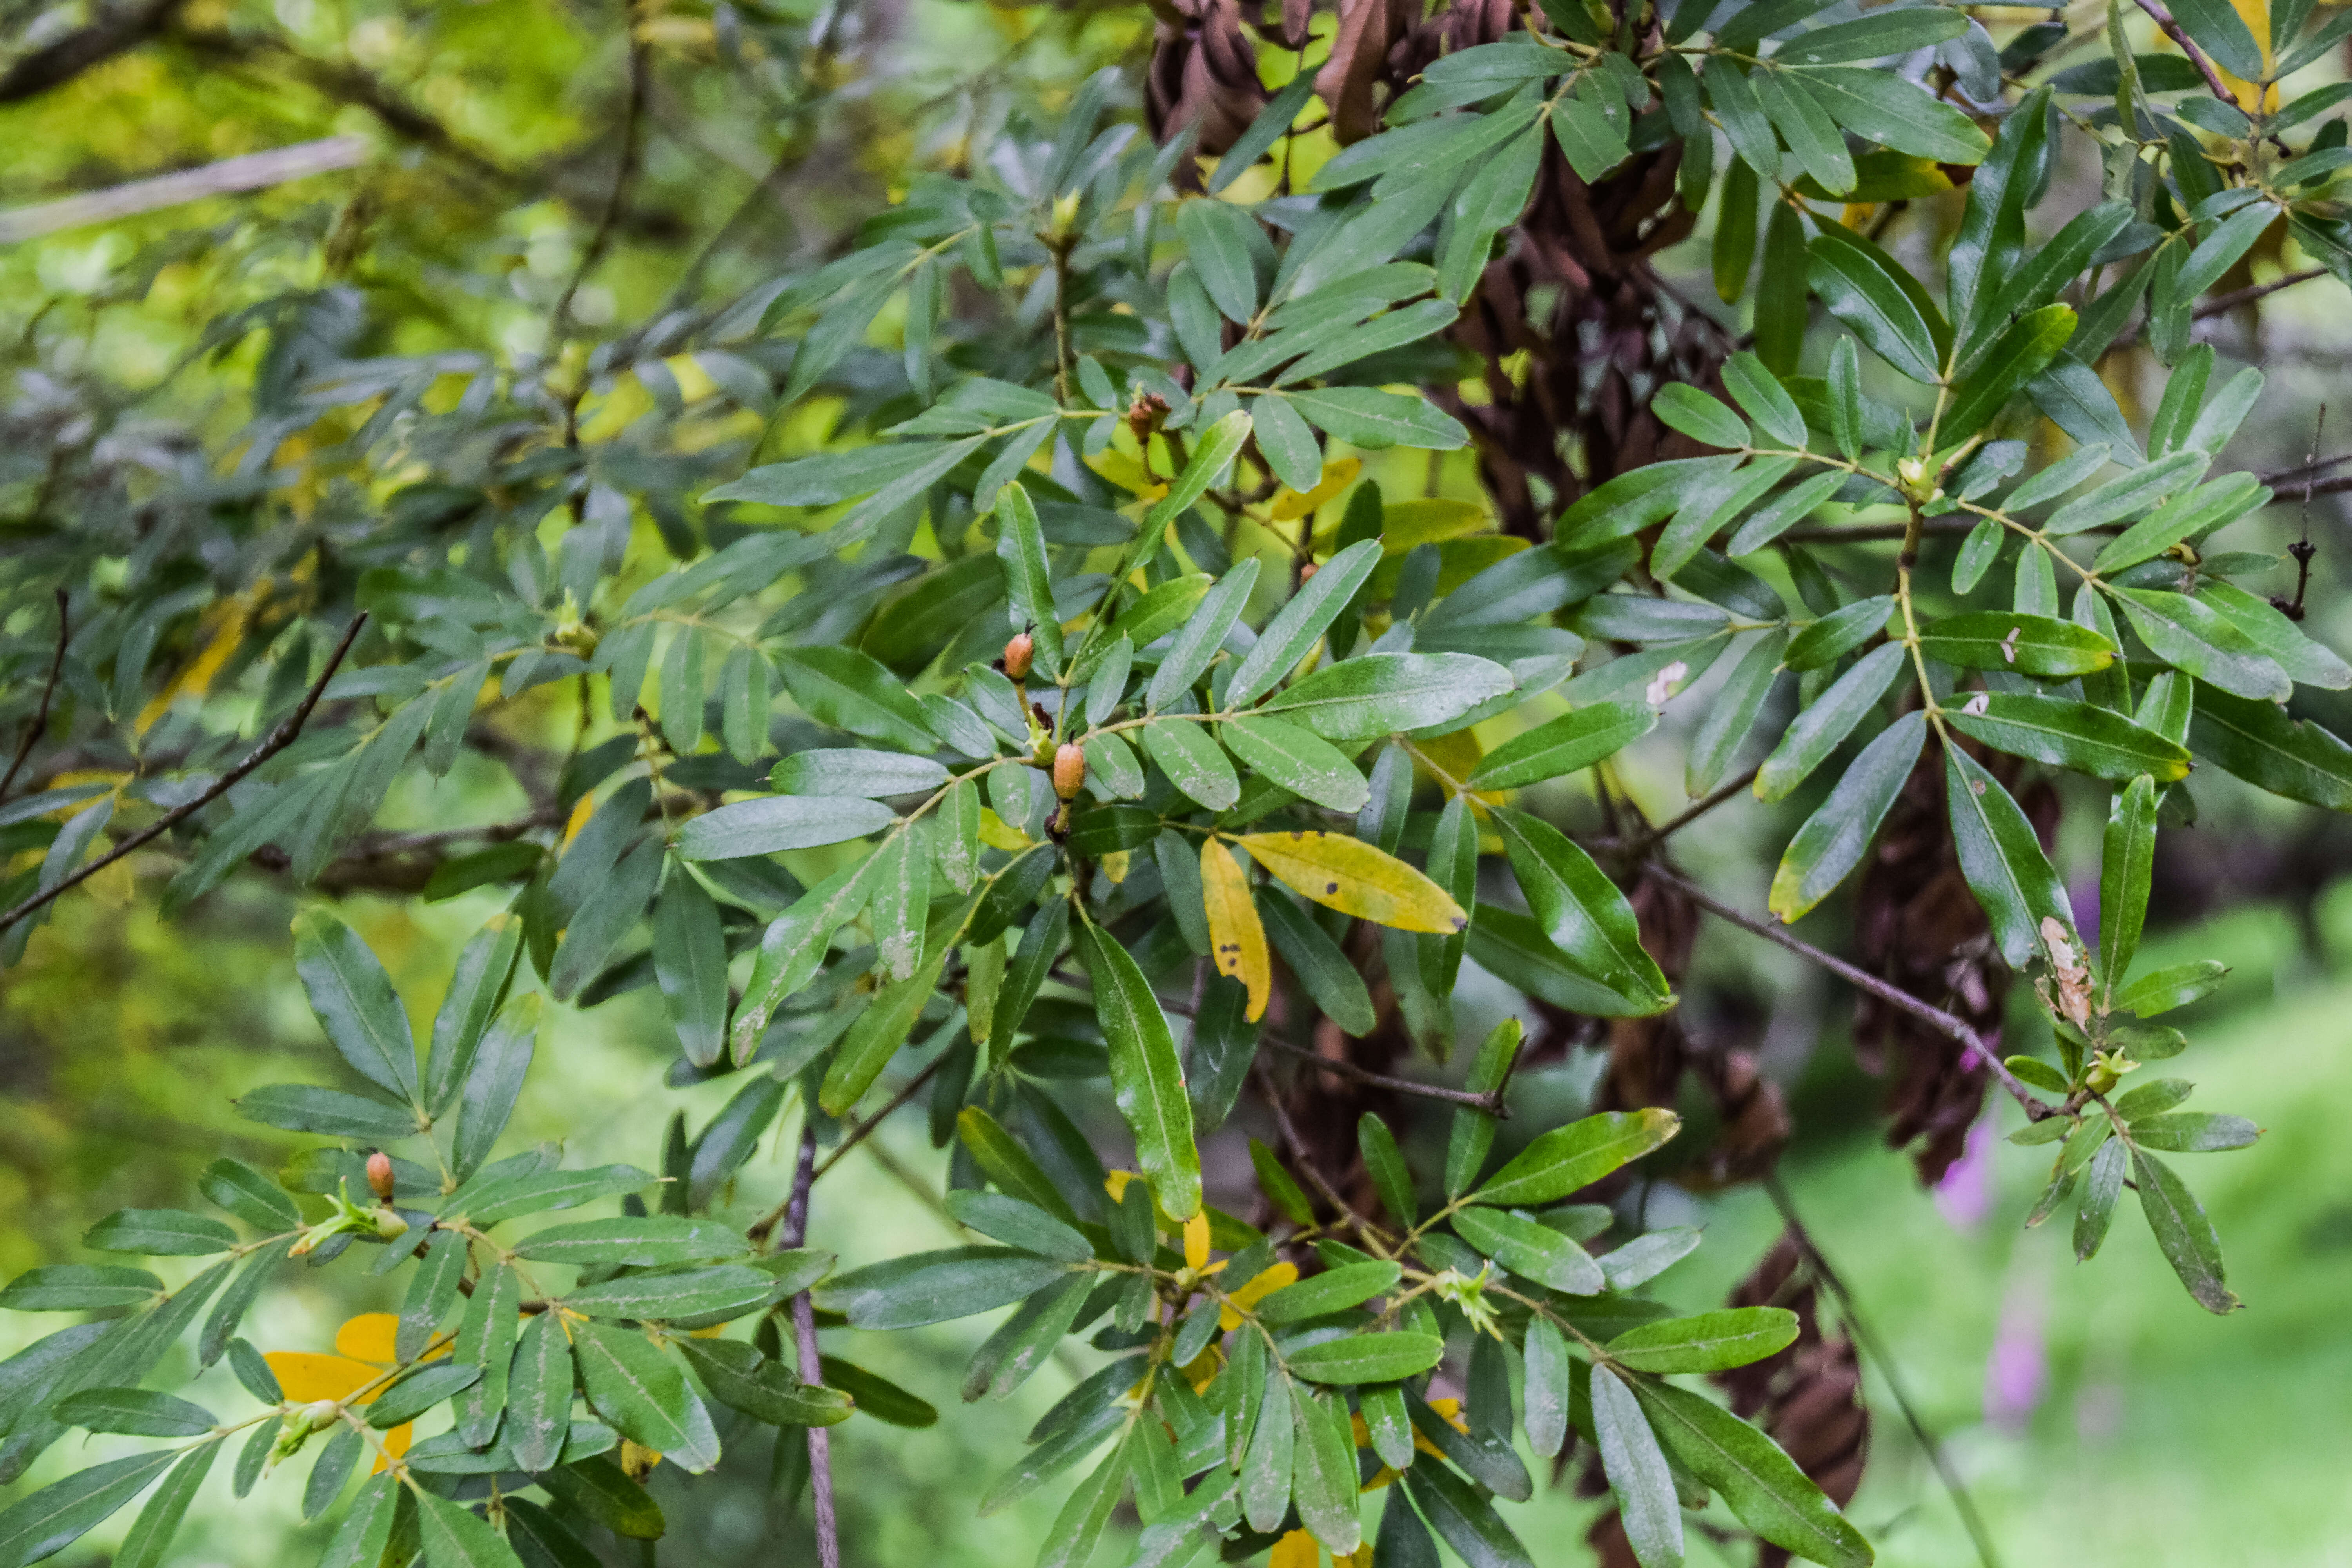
left=1178, top=199, right=1263, bottom=322
left=1239, top=1361, right=1292, bottom=1532
left=730, top=858, right=886, bottom=1059
left=994, top=482, right=1065, bottom=675
left=1608, top=1307, right=1801, bottom=1373
left=1289, top=1386, right=1361, bottom=1555
left=108, top=1442, right=214, bottom=1568
left=1403, top=1462, right=1536, bottom=1568
left=1551, top=91, right=1630, bottom=181
left=652, top=872, right=728, bottom=1069
left=769, top=749, right=950, bottom=798
left=1633, top=1381, right=1873, bottom=1568
left=1942, top=304, right=2076, bottom=436
left=1223, top=716, right=1369, bottom=812
left=1470, top=701, right=1658, bottom=792
left=1285, top=388, right=1468, bottom=451
left=1474, top=1108, right=1681, bottom=1207
left=0, top=1448, right=176, bottom=1568
left=367, top=1361, right=485, bottom=1428
left=818, top=935, right=949, bottom=1115
left=1755, top=642, right=1907, bottom=801
left=1134, top=723, right=1234, bottom=815
left=198, top=1156, right=299, bottom=1232
left=561, top=1265, right=776, bottom=1325
left=51, top=1386, right=216, bottom=1437
left=2196, top=581, right=2352, bottom=690
left=2131, top=1148, right=2240, bottom=1312
left=1757, top=69, right=1854, bottom=194
left=2187, top=681, right=2352, bottom=809
left=1779, top=7, right=1966, bottom=61
left=1250, top=394, right=1325, bottom=492
left=512, top=1218, right=744, bottom=1268
left=1261, top=652, right=1515, bottom=739
left=1784, top=595, right=1893, bottom=671
left=1769, top=710, right=1928, bottom=923
left=1945, top=747, right=2071, bottom=967
left=945, top=1189, right=1091, bottom=1265
left=506, top=1310, right=575, bottom=1474
left=1227, top=541, right=1386, bottom=709
left=317, top=1474, right=403, bottom=1568
left=1285, top=1332, right=1446, bottom=1385
left=2098, top=775, right=2159, bottom=1000
left=451, top=991, right=538, bottom=1181
left=2167, top=0, right=2267, bottom=83
left=1359, top=1112, right=1419, bottom=1226
left=1807, top=227, right=1943, bottom=381
left=82, top=1208, right=236, bottom=1257
left=2113, top=958, right=2229, bottom=1017
left=235, top=1083, right=416, bottom=1142
left=773, top=644, right=939, bottom=751
left=536, top=1454, right=665, bottom=1539
left=675, top=1337, right=853, bottom=1426
left=1522, top=1314, right=1573, bottom=1459
left=1493, top=808, right=1670, bottom=1003
left=1452, top=1205, right=1606, bottom=1293
left=1720, top=353, right=1803, bottom=445
left=2112, top=588, right=2291, bottom=702
left=1076, top=920, right=1201, bottom=1220
left=1652, top=384, right=1749, bottom=450
left=293, top=910, right=421, bottom=1110
left=416, top=1490, right=526, bottom=1568
left=424, top=915, right=522, bottom=1117
left=1592, top=1367, right=1684, bottom=1568
left=1794, top=64, right=1991, bottom=163
left=1255, top=1261, right=1403, bottom=1324
left=675, top=795, right=895, bottom=860
left=1147, top=558, right=1259, bottom=712
left=1946, top=693, right=2192, bottom=783
left=1917, top=611, right=2116, bottom=677
left=2129, top=1112, right=2261, bottom=1152
left=572, top=1321, right=720, bottom=1472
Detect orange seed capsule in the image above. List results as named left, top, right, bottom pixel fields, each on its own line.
left=365, top=1151, right=395, bottom=1202
left=1002, top=632, right=1035, bottom=682
left=1052, top=742, right=1087, bottom=801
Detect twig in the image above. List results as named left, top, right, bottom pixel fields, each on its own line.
left=0, top=589, right=69, bottom=803
left=0, top=0, right=187, bottom=104
left=2110, top=266, right=2328, bottom=352
left=1764, top=1176, right=2006, bottom=1568
left=2129, top=0, right=2238, bottom=105
left=0, top=613, right=366, bottom=936
left=1780, top=517, right=1982, bottom=545
left=0, top=137, right=367, bottom=242
left=550, top=9, right=650, bottom=347
left=1602, top=767, right=1759, bottom=854
left=1250, top=1064, right=1377, bottom=1238
left=1641, top=864, right=2056, bottom=1120
left=1259, top=1034, right=1508, bottom=1114
left=776, top=1122, right=841, bottom=1568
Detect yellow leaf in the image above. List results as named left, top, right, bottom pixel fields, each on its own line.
left=1220, top=1261, right=1298, bottom=1330
left=1100, top=849, right=1131, bottom=884
left=374, top=1422, right=412, bottom=1474
left=1237, top=832, right=1467, bottom=935
left=1180, top=1345, right=1224, bottom=1393
left=1200, top=838, right=1271, bottom=1022
left=1337, top=1544, right=1376, bottom=1566
left=1270, top=1530, right=1319, bottom=1568
left=978, top=807, right=1032, bottom=851
left=1183, top=1211, right=1210, bottom=1271
left=561, top=793, right=597, bottom=851
left=334, top=1313, right=401, bottom=1363
left=263, top=1352, right=381, bottom=1403
left=1376, top=497, right=1488, bottom=550
left=1271, top=457, right=1362, bottom=521
left=1087, top=449, right=1169, bottom=500
left=1366, top=535, right=1526, bottom=599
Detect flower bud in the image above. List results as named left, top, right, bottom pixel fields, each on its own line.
left=303, top=1399, right=341, bottom=1433
left=1298, top=562, right=1318, bottom=582
left=365, top=1151, right=395, bottom=1202
left=373, top=1209, right=410, bottom=1240
left=1002, top=631, right=1034, bottom=682
left=1052, top=742, right=1087, bottom=801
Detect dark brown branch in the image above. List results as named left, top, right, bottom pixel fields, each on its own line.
left=777, top=1123, right=841, bottom=1568
left=1641, top=864, right=2056, bottom=1120
left=1259, top=1034, right=1508, bottom=1114
left=0, top=613, right=366, bottom=936
left=0, top=589, right=69, bottom=804
left=1250, top=1064, right=1378, bottom=1238
left=550, top=16, right=651, bottom=346
left=2110, top=266, right=2328, bottom=352
left=1764, top=1177, right=2007, bottom=1568
left=2129, top=0, right=2239, bottom=105
left=750, top=1058, right=948, bottom=1247
left=1600, top=766, right=1760, bottom=855
left=0, top=0, right=187, bottom=103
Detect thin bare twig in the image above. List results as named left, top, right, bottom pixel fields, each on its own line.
left=0, top=613, right=366, bottom=936
left=0, top=589, right=69, bottom=803
left=1641, top=864, right=2056, bottom=1120
left=2109, top=266, right=2329, bottom=352
left=2129, top=0, right=2238, bottom=105
left=1251, top=1065, right=1377, bottom=1238
left=550, top=11, right=650, bottom=347
left=1764, top=1176, right=2006, bottom=1568
left=1599, top=767, right=1760, bottom=855
left=1259, top=1034, right=1508, bottom=1114
left=777, top=1122, right=841, bottom=1568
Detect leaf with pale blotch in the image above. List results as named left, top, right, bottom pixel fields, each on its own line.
left=1200, top=839, right=1270, bottom=1021
left=1236, top=832, right=1466, bottom=934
